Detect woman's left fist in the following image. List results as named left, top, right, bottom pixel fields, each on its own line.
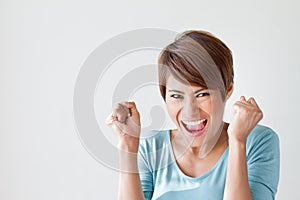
left=227, top=96, right=263, bottom=143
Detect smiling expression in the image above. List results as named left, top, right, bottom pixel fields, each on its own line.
left=165, top=75, right=228, bottom=146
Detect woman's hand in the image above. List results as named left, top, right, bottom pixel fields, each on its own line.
left=105, top=101, right=141, bottom=153
left=227, top=96, right=263, bottom=144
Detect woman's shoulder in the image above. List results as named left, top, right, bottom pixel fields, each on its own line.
left=138, top=130, right=174, bottom=172
left=248, top=124, right=279, bottom=142
left=139, top=129, right=171, bottom=154
left=246, top=124, right=280, bottom=155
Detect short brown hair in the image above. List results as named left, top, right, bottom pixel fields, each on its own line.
left=158, top=30, right=234, bottom=101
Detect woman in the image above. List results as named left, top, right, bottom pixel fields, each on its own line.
left=106, top=30, right=280, bottom=200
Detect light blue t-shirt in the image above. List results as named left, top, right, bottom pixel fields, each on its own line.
left=138, top=125, right=280, bottom=200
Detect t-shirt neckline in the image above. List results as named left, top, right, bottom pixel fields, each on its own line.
left=166, top=129, right=229, bottom=181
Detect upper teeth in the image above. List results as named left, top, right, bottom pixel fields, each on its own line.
left=183, top=119, right=206, bottom=126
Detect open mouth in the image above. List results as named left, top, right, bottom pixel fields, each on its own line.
left=181, top=119, right=208, bottom=137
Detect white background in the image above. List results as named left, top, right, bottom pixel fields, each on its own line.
left=1, top=0, right=299, bottom=199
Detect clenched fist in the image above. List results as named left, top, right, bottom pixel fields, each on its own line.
left=106, top=102, right=141, bottom=153
left=228, top=96, right=263, bottom=144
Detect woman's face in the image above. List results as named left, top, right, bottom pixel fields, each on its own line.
left=165, top=75, right=227, bottom=147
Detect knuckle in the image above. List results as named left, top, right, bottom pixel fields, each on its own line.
left=114, top=106, right=120, bottom=111
left=117, top=103, right=124, bottom=109
left=115, top=104, right=121, bottom=110
left=115, top=104, right=126, bottom=112
left=129, top=101, right=135, bottom=105
left=233, top=102, right=240, bottom=107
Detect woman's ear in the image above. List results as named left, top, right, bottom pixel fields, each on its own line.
left=225, top=83, right=234, bottom=101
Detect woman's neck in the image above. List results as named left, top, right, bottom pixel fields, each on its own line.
left=171, top=122, right=229, bottom=159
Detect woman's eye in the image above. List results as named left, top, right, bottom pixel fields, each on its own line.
left=170, top=94, right=183, bottom=99
left=196, top=92, right=210, bottom=98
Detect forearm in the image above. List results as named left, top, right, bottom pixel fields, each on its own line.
left=224, top=140, right=252, bottom=200
left=118, top=150, right=145, bottom=200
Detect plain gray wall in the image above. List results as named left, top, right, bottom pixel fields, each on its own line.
left=1, top=0, right=299, bottom=199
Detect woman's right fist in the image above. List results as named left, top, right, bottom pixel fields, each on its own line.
left=105, top=101, right=141, bottom=153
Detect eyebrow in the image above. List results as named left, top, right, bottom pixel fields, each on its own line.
left=168, top=88, right=206, bottom=94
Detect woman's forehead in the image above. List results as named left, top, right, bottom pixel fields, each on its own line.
left=166, top=75, right=206, bottom=91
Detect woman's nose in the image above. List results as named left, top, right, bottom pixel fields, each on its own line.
left=182, top=97, right=200, bottom=118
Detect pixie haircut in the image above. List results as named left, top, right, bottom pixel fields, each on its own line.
left=158, top=30, right=234, bottom=101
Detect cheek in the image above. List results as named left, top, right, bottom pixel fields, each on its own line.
left=210, top=99, right=226, bottom=117
left=166, top=99, right=182, bottom=121
left=197, top=99, right=212, bottom=113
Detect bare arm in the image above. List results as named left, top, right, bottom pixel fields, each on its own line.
left=119, top=172, right=144, bottom=200
left=106, top=102, right=145, bottom=200
left=224, top=139, right=251, bottom=200
left=224, top=96, right=263, bottom=200
left=118, top=149, right=145, bottom=200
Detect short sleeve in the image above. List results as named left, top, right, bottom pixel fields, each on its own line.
left=246, top=127, right=280, bottom=200
left=138, top=142, right=154, bottom=200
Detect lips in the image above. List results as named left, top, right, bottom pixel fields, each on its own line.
left=181, top=119, right=208, bottom=137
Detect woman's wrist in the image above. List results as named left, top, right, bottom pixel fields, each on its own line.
left=228, top=136, right=247, bottom=149
left=117, top=138, right=140, bottom=153
left=117, top=135, right=140, bottom=173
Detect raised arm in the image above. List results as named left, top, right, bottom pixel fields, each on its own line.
left=224, top=96, right=263, bottom=200
left=106, top=102, right=145, bottom=200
